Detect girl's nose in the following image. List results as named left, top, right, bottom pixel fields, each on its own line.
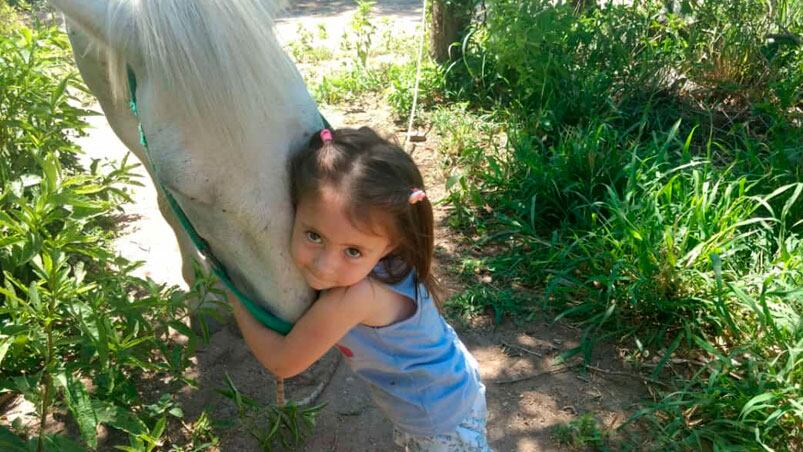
left=313, top=250, right=339, bottom=278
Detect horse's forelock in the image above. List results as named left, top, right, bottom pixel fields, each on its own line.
left=105, top=0, right=296, bottom=145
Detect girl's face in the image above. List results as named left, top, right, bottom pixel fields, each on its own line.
left=290, top=186, right=395, bottom=290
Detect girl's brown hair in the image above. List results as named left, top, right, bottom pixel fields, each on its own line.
left=290, top=126, right=441, bottom=306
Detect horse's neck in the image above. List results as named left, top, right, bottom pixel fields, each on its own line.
left=55, top=0, right=302, bottom=145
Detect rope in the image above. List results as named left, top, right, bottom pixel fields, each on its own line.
left=403, top=0, right=428, bottom=153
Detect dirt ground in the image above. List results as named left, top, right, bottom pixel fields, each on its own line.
left=58, top=1, right=650, bottom=450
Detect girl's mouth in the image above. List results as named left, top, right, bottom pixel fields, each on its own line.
left=305, top=270, right=330, bottom=290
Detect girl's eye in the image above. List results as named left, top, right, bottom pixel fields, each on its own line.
left=344, top=248, right=362, bottom=258
left=305, top=231, right=322, bottom=243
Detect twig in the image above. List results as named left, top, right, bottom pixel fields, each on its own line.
left=492, top=366, right=569, bottom=384
left=492, top=362, right=674, bottom=389
left=501, top=341, right=543, bottom=358
left=584, top=364, right=672, bottom=389
left=276, top=378, right=285, bottom=407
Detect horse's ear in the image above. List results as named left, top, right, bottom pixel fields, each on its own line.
left=50, top=0, right=140, bottom=61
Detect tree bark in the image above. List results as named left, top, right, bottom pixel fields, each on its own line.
left=430, top=0, right=471, bottom=64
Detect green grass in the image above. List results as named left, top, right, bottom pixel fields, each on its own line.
left=435, top=0, right=803, bottom=448
left=552, top=413, right=611, bottom=450
left=313, top=64, right=389, bottom=104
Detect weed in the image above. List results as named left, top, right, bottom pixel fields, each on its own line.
left=386, top=60, right=445, bottom=120
left=0, top=0, right=21, bottom=34
left=286, top=24, right=333, bottom=64
left=552, top=413, right=610, bottom=450
left=313, top=64, right=387, bottom=104
left=217, top=373, right=325, bottom=451
left=179, top=410, right=220, bottom=452
left=446, top=284, right=536, bottom=325
left=341, top=0, right=377, bottom=68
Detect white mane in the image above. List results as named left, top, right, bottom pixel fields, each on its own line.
left=105, top=0, right=297, bottom=145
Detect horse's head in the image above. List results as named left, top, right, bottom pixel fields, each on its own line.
left=53, top=0, right=318, bottom=321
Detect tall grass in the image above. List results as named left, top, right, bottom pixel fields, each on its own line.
left=438, top=0, right=803, bottom=447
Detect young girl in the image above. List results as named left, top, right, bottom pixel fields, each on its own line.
left=228, top=126, right=490, bottom=451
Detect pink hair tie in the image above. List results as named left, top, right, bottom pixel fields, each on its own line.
left=409, top=188, right=427, bottom=205
left=320, top=129, right=333, bottom=142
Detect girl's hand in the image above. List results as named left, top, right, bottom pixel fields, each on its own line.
left=229, top=279, right=378, bottom=378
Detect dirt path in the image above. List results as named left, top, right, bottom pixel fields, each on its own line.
left=72, top=1, right=648, bottom=450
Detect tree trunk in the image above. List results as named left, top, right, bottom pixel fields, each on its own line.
left=430, top=0, right=471, bottom=64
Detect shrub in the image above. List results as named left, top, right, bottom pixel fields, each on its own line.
left=0, top=0, right=22, bottom=34
left=386, top=60, right=445, bottom=120
left=0, top=23, right=220, bottom=451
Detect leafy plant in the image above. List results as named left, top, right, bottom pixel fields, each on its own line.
left=217, top=373, right=325, bottom=451
left=0, top=21, right=227, bottom=451
left=386, top=60, right=445, bottom=120
left=313, top=64, right=387, bottom=104
left=0, top=0, right=22, bottom=34
left=552, top=413, right=610, bottom=450
left=341, top=0, right=377, bottom=68
left=286, top=24, right=333, bottom=64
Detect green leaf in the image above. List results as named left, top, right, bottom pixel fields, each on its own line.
left=651, top=333, right=682, bottom=379
left=93, top=400, right=147, bottom=436
left=71, top=184, right=106, bottom=195
left=780, top=183, right=802, bottom=221
left=0, top=424, right=27, bottom=452
left=50, top=73, right=71, bottom=109
left=28, top=434, right=87, bottom=452
left=55, top=372, right=99, bottom=449
left=0, top=235, right=24, bottom=248
left=0, top=336, right=11, bottom=367
left=151, top=416, right=167, bottom=441
left=168, top=406, right=184, bottom=419
left=28, top=283, right=41, bottom=311
left=40, top=155, right=59, bottom=194
left=740, top=392, right=776, bottom=420
left=94, top=315, right=109, bottom=370
left=445, top=172, right=463, bottom=191
left=167, top=320, right=195, bottom=339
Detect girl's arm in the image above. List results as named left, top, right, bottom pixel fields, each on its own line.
left=228, top=280, right=377, bottom=379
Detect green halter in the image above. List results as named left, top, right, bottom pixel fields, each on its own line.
left=126, top=68, right=295, bottom=335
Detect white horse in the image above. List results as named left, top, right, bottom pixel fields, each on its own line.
left=49, top=0, right=320, bottom=323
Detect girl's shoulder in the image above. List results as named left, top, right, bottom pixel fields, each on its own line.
left=345, top=277, right=416, bottom=328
